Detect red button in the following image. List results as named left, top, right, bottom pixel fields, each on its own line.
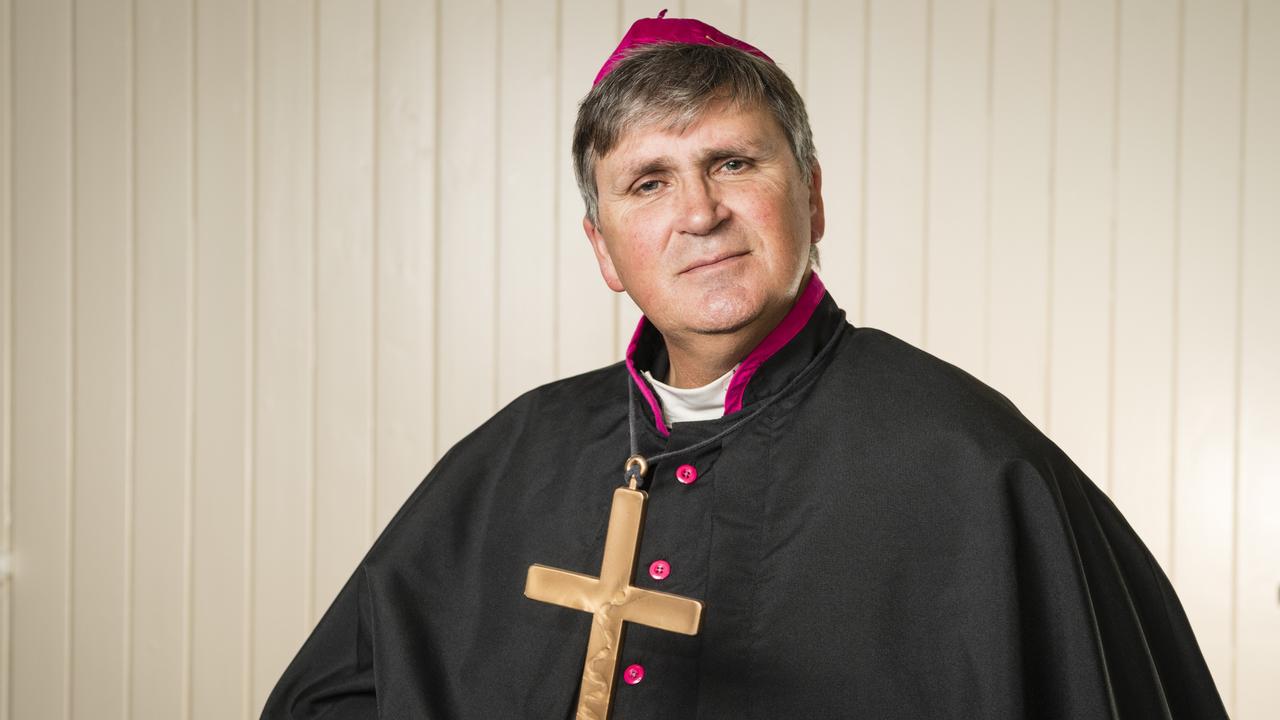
left=648, top=559, right=670, bottom=580
left=675, top=464, right=698, bottom=484
left=623, top=663, right=645, bottom=685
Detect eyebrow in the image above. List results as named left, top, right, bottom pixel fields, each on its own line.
left=616, top=142, right=763, bottom=184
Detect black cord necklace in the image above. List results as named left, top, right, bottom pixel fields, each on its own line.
left=623, top=323, right=847, bottom=486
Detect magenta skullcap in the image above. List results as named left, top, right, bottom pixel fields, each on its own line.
left=593, top=9, right=774, bottom=87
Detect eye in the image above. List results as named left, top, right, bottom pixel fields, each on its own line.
left=720, top=158, right=750, bottom=173
left=635, top=179, right=663, bottom=194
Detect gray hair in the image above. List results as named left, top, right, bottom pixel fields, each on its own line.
left=572, top=42, right=817, bottom=228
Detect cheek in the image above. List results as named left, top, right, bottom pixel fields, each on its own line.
left=739, top=178, right=794, bottom=222
left=752, top=198, right=781, bottom=227
left=608, top=231, right=662, bottom=283
left=610, top=211, right=671, bottom=272
left=739, top=190, right=803, bottom=248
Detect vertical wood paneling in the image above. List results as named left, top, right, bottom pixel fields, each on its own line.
left=1237, top=3, right=1280, bottom=714
left=621, top=1, right=654, bottom=25
left=11, top=2, right=72, bottom=718
left=131, top=1, right=194, bottom=718
left=0, top=0, right=13, bottom=716
left=743, top=0, right=804, bottom=77
left=923, top=0, right=989, bottom=376
left=805, top=0, right=866, bottom=314
left=313, top=0, right=375, bottom=618
left=251, top=0, right=314, bottom=711
left=684, top=0, right=742, bottom=34
left=1173, top=0, right=1244, bottom=703
left=498, top=0, right=557, bottom=406
left=1046, top=0, right=1115, bottom=486
left=190, top=1, right=251, bottom=718
left=436, top=0, right=497, bottom=450
left=863, top=0, right=927, bottom=345
left=986, top=0, right=1052, bottom=426
left=71, top=1, right=130, bottom=718
left=131, top=1, right=194, bottom=712
left=1111, top=0, right=1178, bottom=568
left=374, top=0, right=438, bottom=526
left=557, top=0, right=619, bottom=378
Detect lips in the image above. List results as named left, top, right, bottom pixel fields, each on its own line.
left=681, top=250, right=748, bottom=274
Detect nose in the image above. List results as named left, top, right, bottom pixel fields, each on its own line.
left=675, top=177, right=729, bottom=235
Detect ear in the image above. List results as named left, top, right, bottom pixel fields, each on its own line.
left=583, top=215, right=626, bottom=293
left=808, top=159, right=825, bottom=244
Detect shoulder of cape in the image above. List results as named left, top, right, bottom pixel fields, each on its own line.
left=835, top=325, right=1055, bottom=457
left=359, top=360, right=631, bottom=563
left=375, top=361, right=629, bottom=496
left=439, top=360, right=629, bottom=451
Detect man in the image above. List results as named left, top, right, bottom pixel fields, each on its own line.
left=264, top=13, right=1226, bottom=719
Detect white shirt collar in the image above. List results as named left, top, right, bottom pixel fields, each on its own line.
left=640, top=366, right=737, bottom=424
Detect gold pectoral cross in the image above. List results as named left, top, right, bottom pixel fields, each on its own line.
left=525, top=477, right=704, bottom=720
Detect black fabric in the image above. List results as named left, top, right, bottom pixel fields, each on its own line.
left=262, top=292, right=1226, bottom=719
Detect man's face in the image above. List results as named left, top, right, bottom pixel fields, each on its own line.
left=584, top=101, right=824, bottom=342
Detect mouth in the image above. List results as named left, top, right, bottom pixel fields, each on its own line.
left=681, top=251, right=749, bottom=275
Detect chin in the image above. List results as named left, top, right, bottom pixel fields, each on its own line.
left=686, top=288, right=763, bottom=335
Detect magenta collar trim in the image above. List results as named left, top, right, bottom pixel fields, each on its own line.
left=625, top=272, right=826, bottom=435
left=723, top=272, right=826, bottom=413
left=625, top=320, right=671, bottom=437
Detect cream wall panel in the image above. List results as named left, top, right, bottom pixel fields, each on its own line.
left=498, top=0, right=557, bottom=407
left=314, top=0, right=376, bottom=620
left=375, top=0, right=437, bottom=525
left=1173, top=0, right=1244, bottom=703
left=437, top=0, right=497, bottom=453
left=684, top=0, right=742, bottom=35
left=987, top=0, right=1052, bottom=427
left=557, top=0, right=619, bottom=378
left=251, top=0, right=315, bottom=710
left=1046, top=0, right=1115, bottom=488
left=744, top=1, right=803, bottom=78
left=71, top=1, right=131, bottom=718
left=863, top=0, right=927, bottom=346
left=131, top=1, right=194, bottom=717
left=191, top=1, right=252, bottom=718
left=11, top=3, right=72, bottom=718
left=1110, top=0, right=1178, bottom=569
left=804, top=0, right=866, bottom=317
left=1236, top=1, right=1280, bottom=714
left=622, top=2, right=654, bottom=31
left=923, top=0, right=990, bottom=378
left=0, top=0, right=12, bottom=715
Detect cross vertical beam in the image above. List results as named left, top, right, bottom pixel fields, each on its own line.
left=526, top=486, right=703, bottom=720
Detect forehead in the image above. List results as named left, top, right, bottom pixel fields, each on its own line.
left=601, top=100, right=786, bottom=166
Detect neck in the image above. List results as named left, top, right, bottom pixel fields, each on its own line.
left=653, top=269, right=820, bottom=389
left=663, top=335, right=756, bottom=389
left=663, top=300, right=791, bottom=388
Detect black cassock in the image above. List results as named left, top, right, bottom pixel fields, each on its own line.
left=263, top=276, right=1226, bottom=719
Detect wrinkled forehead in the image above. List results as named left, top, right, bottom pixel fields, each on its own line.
left=594, top=101, right=798, bottom=192
left=595, top=91, right=765, bottom=161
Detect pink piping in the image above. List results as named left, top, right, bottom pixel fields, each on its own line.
left=625, top=272, right=826, bottom=433
left=625, top=318, right=671, bottom=437
left=723, top=272, right=826, bottom=414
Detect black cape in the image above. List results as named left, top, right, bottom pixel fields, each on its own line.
left=263, top=279, right=1226, bottom=719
